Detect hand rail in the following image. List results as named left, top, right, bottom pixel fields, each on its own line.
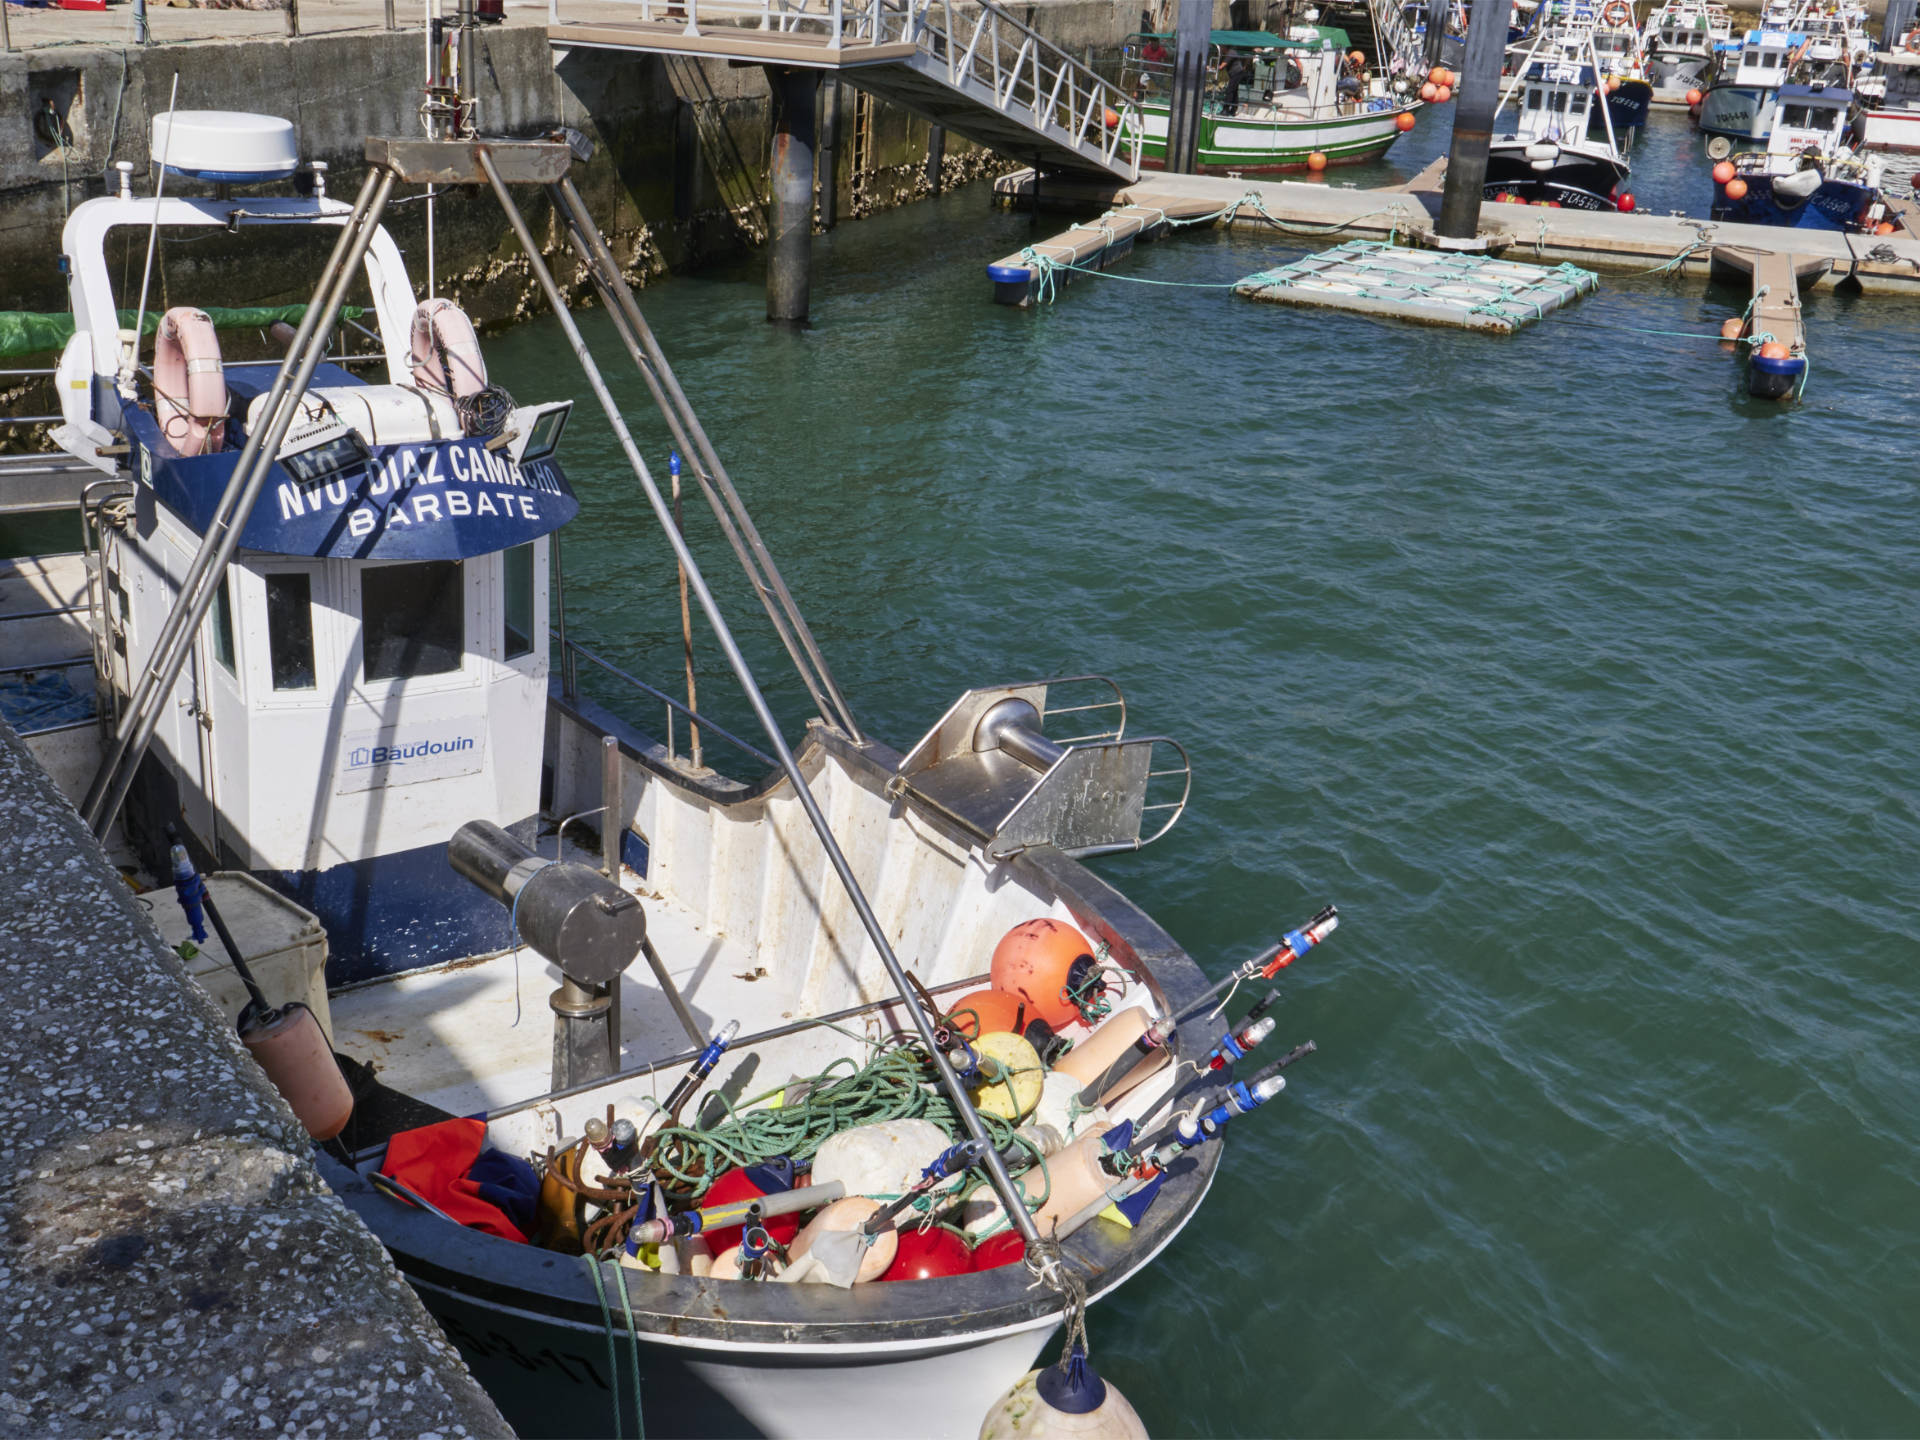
left=556, top=0, right=1143, bottom=177
left=564, top=635, right=777, bottom=770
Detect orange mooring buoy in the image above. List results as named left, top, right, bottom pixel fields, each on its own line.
left=989, top=919, right=1097, bottom=1028
left=1758, top=341, right=1789, bottom=360
left=1397, top=111, right=1417, bottom=131
left=1725, top=177, right=1749, bottom=200
left=947, top=987, right=1028, bottom=1039
left=1307, top=151, right=1328, bottom=171
left=1686, top=88, right=1703, bottom=106
left=1421, top=81, right=1439, bottom=101
left=1719, top=318, right=1745, bottom=341
left=1436, top=84, right=1452, bottom=102
left=1712, top=160, right=1736, bottom=184
left=1429, top=64, right=1448, bottom=84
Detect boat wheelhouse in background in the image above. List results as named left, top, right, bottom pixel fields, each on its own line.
left=1710, top=84, right=1893, bottom=230
left=1120, top=28, right=1423, bottom=172
left=1855, top=50, right=1920, bottom=151
left=1696, top=24, right=1810, bottom=147
left=1643, top=0, right=1732, bottom=100
left=1485, top=46, right=1633, bottom=208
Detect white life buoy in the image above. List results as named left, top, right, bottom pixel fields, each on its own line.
left=152, top=306, right=226, bottom=456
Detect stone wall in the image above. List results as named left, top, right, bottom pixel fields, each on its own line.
left=0, top=0, right=1156, bottom=327
left=0, top=714, right=509, bottom=1437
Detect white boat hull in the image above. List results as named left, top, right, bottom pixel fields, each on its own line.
left=1859, top=108, right=1920, bottom=152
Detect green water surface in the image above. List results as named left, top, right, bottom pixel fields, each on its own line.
left=483, top=116, right=1920, bottom=1435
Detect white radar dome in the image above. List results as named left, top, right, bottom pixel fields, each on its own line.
left=150, top=111, right=300, bottom=183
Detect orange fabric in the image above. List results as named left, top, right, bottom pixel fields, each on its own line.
left=380, top=1117, right=527, bottom=1243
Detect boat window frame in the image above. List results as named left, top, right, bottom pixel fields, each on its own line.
left=498, top=540, right=543, bottom=669
left=357, top=557, right=471, bottom=685
left=344, top=554, right=487, bottom=702
left=262, top=568, right=321, bottom=695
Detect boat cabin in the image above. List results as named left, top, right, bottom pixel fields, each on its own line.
left=1650, top=6, right=1720, bottom=56
left=1764, top=83, right=1854, bottom=156
left=55, top=112, right=579, bottom=980
left=1511, top=60, right=1602, bottom=142
left=1858, top=53, right=1920, bottom=151
left=1729, top=28, right=1807, bottom=87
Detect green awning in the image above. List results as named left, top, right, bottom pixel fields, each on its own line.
left=0, top=304, right=364, bottom=360
left=1130, top=28, right=1329, bottom=50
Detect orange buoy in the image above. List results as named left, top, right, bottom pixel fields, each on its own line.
left=1307, top=150, right=1328, bottom=171
left=1719, top=318, right=1745, bottom=340
left=1435, top=84, right=1452, bottom=102
left=1546, top=200, right=1563, bottom=208
left=1875, top=220, right=1897, bottom=235
left=1420, top=81, right=1439, bottom=102
left=1617, top=192, right=1636, bottom=213
left=1724, top=177, right=1748, bottom=200
left=989, top=919, right=1097, bottom=1029
left=947, top=987, right=1028, bottom=1040
left=1607, top=76, right=1622, bottom=92
left=1349, top=49, right=1366, bottom=64
left=1685, top=87, right=1703, bottom=105
left=1429, top=64, right=1447, bottom=84
left=1712, top=160, right=1736, bottom=184
left=1396, top=111, right=1416, bottom=131
left=1103, top=107, right=1120, bottom=128
left=1758, top=341, right=1789, bottom=360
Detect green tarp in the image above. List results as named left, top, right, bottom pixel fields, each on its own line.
left=1132, top=28, right=1330, bottom=50
left=0, top=304, right=365, bottom=360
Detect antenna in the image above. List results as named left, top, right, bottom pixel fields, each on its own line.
left=124, top=71, right=180, bottom=393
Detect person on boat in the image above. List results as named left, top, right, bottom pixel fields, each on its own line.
left=1221, top=52, right=1255, bottom=114
left=1137, top=35, right=1170, bottom=96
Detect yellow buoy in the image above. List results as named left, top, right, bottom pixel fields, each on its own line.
left=971, top=1031, right=1044, bottom=1121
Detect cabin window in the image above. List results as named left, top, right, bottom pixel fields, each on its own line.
left=1553, top=90, right=1570, bottom=113
left=265, top=572, right=316, bottom=691
left=1527, top=88, right=1544, bottom=109
left=503, top=543, right=535, bottom=661
left=1780, top=102, right=1811, bottom=126
left=210, top=571, right=236, bottom=675
left=362, top=560, right=464, bottom=682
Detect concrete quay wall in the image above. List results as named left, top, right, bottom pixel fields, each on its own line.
left=0, top=0, right=1153, bottom=326
left=0, top=714, right=509, bottom=1438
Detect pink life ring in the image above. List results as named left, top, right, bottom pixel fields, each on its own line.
left=409, top=297, right=488, bottom=399
left=153, top=306, right=227, bottom=456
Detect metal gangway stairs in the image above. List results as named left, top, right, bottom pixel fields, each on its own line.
left=548, top=0, right=1143, bottom=179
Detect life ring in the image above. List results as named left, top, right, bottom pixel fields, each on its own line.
left=1601, top=1, right=1631, bottom=27
left=153, top=307, right=226, bottom=456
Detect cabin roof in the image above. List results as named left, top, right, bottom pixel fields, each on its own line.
left=1777, top=83, right=1852, bottom=101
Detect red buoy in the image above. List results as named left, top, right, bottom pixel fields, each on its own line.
left=1712, top=160, right=1736, bottom=185
left=971, top=1232, right=1029, bottom=1271
left=700, top=1167, right=803, bottom=1253
left=1685, top=88, right=1703, bottom=106
left=1103, top=107, right=1119, bottom=129
left=1617, top=192, right=1636, bottom=213
left=1435, top=84, right=1452, bottom=102
left=1307, top=151, right=1328, bottom=171
left=1397, top=111, right=1417, bottom=131
left=882, top=1227, right=972, bottom=1282
left=1724, top=177, right=1749, bottom=200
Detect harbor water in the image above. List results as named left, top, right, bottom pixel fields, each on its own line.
left=484, top=108, right=1920, bottom=1435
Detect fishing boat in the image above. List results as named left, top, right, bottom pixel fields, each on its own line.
left=0, top=92, right=1338, bottom=1440
left=1589, top=2, right=1656, bottom=130
left=1484, top=49, right=1634, bottom=208
left=1854, top=49, right=1920, bottom=151
left=1643, top=0, right=1732, bottom=100
left=1709, top=83, right=1894, bottom=230
left=1696, top=21, right=1810, bottom=148
left=1122, top=28, right=1422, bottom=172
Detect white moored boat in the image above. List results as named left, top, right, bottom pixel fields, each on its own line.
left=2, top=85, right=1341, bottom=1440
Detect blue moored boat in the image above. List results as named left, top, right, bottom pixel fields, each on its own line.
left=1710, top=84, right=1895, bottom=232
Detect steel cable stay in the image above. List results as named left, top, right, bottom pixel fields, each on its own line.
left=475, top=146, right=1049, bottom=1258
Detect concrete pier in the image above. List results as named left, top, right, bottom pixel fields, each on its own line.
left=0, top=716, right=506, bottom=1437
left=988, top=167, right=1920, bottom=303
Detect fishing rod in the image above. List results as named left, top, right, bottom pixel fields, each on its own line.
left=1128, top=1041, right=1317, bottom=1170
left=1073, top=906, right=1337, bottom=1111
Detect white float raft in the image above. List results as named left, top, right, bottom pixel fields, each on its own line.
left=1234, top=240, right=1599, bottom=332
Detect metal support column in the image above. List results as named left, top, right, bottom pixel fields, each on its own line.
left=1437, top=0, right=1513, bottom=239
left=765, top=66, right=819, bottom=326
left=819, top=77, right=841, bottom=230
left=925, top=125, right=946, bottom=195
left=1422, top=0, right=1448, bottom=69
left=1165, top=0, right=1210, bottom=175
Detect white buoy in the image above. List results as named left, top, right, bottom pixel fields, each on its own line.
left=979, top=1345, right=1149, bottom=1440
